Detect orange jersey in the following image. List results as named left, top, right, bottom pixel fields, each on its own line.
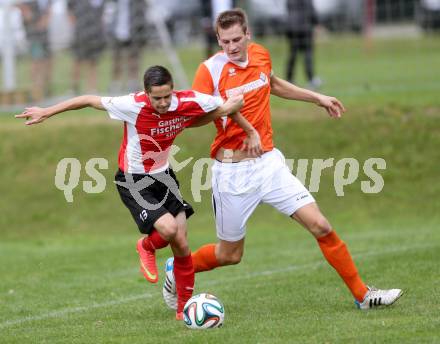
left=192, top=43, right=274, bottom=158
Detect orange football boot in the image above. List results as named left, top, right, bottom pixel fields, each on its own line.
left=136, top=238, right=158, bottom=283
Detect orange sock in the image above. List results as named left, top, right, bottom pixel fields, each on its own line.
left=317, top=230, right=368, bottom=302
left=191, top=244, right=220, bottom=273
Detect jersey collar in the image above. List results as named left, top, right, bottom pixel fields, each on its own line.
left=231, top=58, right=249, bottom=68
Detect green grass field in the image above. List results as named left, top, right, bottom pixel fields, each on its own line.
left=1, top=36, right=440, bottom=343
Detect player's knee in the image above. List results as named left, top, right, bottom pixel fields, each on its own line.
left=229, top=253, right=242, bottom=265
left=158, top=223, right=178, bottom=242
left=171, top=241, right=190, bottom=256
left=172, top=232, right=189, bottom=253
left=217, top=250, right=242, bottom=266
left=309, top=217, right=332, bottom=238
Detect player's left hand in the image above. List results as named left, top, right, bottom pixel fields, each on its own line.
left=15, top=107, right=49, bottom=125
left=240, top=129, right=263, bottom=157
left=317, top=95, right=345, bottom=118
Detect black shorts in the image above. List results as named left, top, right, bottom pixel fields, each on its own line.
left=115, top=169, right=194, bottom=234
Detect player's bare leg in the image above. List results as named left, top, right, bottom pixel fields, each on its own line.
left=291, top=202, right=332, bottom=238
left=292, top=202, right=402, bottom=309
left=215, top=239, right=245, bottom=266
left=188, top=238, right=245, bottom=272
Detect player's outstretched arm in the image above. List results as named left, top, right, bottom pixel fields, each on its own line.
left=15, top=95, right=104, bottom=125
left=270, top=75, right=346, bottom=118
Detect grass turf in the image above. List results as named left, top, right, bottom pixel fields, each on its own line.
left=1, top=36, right=439, bottom=343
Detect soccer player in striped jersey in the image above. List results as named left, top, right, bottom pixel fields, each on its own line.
left=162, top=9, right=402, bottom=311
left=16, top=65, right=250, bottom=320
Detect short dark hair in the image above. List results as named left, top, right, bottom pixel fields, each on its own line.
left=143, top=65, right=173, bottom=92
left=215, top=8, right=248, bottom=35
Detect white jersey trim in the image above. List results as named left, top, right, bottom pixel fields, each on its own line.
left=180, top=91, right=223, bottom=113
left=168, top=94, right=178, bottom=112
left=102, top=95, right=144, bottom=124
left=203, top=53, right=230, bottom=97
left=225, top=72, right=269, bottom=98
left=203, top=53, right=231, bottom=130
left=125, top=124, right=145, bottom=174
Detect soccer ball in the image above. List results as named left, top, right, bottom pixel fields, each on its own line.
left=183, top=293, right=225, bottom=329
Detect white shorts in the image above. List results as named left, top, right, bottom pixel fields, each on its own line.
left=211, top=148, right=315, bottom=241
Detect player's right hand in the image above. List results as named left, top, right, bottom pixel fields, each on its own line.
left=316, top=95, right=345, bottom=118
left=15, top=107, right=49, bottom=125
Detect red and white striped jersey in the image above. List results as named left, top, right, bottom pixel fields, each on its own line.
left=102, top=90, right=222, bottom=174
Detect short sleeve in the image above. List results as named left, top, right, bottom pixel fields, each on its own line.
left=179, top=91, right=223, bottom=116
left=192, top=63, right=215, bottom=95
left=101, top=95, right=142, bottom=124
left=192, top=92, right=223, bottom=113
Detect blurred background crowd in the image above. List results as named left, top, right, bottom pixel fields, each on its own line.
left=0, top=0, right=439, bottom=105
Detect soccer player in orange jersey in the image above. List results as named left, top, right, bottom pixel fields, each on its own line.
left=162, top=9, right=402, bottom=310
